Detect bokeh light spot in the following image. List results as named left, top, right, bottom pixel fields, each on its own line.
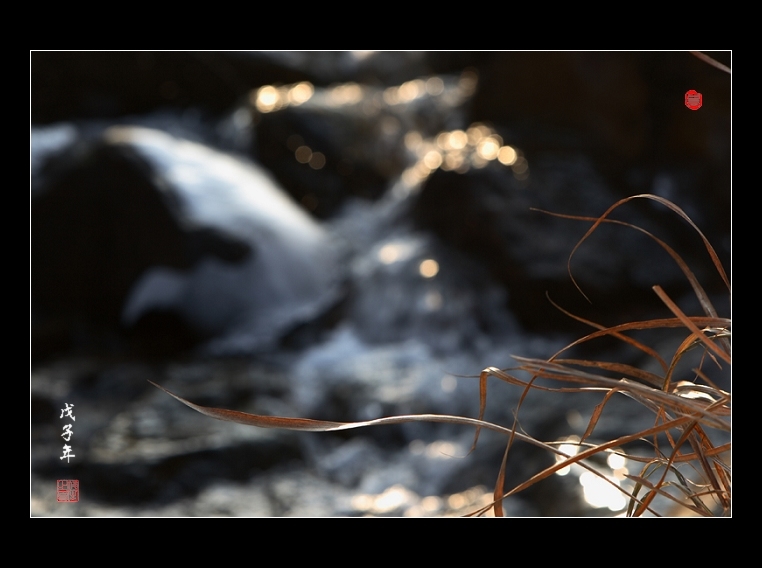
left=498, top=146, right=518, bottom=166
left=419, top=259, right=439, bottom=278
left=288, top=81, right=314, bottom=105
left=295, top=145, right=312, bottom=164
left=309, top=152, right=326, bottom=170
left=254, top=85, right=281, bottom=113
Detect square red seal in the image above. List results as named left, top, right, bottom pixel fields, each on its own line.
left=57, top=479, right=79, bottom=503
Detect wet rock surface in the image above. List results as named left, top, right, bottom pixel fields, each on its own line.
left=31, top=52, right=310, bottom=124
left=252, top=73, right=474, bottom=218
left=32, top=126, right=346, bottom=357
left=412, top=155, right=729, bottom=333
left=31, top=52, right=730, bottom=516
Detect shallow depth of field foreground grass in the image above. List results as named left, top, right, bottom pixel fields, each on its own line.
left=152, top=194, right=731, bottom=517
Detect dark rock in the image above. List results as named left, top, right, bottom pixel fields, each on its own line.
left=468, top=52, right=731, bottom=248
left=248, top=51, right=432, bottom=87
left=32, top=137, right=237, bottom=328
left=251, top=73, right=475, bottom=218
left=412, top=157, right=723, bottom=332
left=32, top=126, right=346, bottom=356
left=470, top=52, right=730, bottom=169
left=254, top=102, right=394, bottom=218
left=31, top=52, right=314, bottom=124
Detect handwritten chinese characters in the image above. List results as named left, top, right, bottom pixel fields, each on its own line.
left=59, top=403, right=75, bottom=463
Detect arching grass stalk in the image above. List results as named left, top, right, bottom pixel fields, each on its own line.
left=152, top=194, right=730, bottom=516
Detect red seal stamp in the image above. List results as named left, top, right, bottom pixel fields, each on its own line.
left=57, top=479, right=79, bottom=502
left=685, top=90, right=702, bottom=110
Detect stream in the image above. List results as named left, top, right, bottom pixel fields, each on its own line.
left=31, top=52, right=731, bottom=517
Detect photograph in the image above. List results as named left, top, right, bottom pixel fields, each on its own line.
left=30, top=51, right=731, bottom=517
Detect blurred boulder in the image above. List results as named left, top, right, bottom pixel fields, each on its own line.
left=470, top=52, right=730, bottom=170
left=412, top=156, right=725, bottom=332
left=251, top=73, right=476, bottom=218
left=468, top=52, right=731, bottom=241
left=31, top=52, right=314, bottom=124
left=32, top=126, right=346, bottom=356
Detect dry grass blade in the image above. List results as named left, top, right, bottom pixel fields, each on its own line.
left=546, top=316, right=729, bottom=374
left=633, top=420, right=700, bottom=516
left=152, top=379, right=659, bottom=517
left=626, top=473, right=713, bottom=517
left=150, top=381, right=581, bottom=453
left=502, top=358, right=730, bottom=432
left=152, top=192, right=729, bottom=516
left=549, top=357, right=664, bottom=388
left=652, top=286, right=731, bottom=365
left=533, top=198, right=726, bottom=318
left=664, top=332, right=727, bottom=391
left=582, top=388, right=620, bottom=443
left=484, top=416, right=700, bottom=517
left=493, top=440, right=511, bottom=518
left=570, top=441, right=730, bottom=465
left=467, top=367, right=491, bottom=455
left=150, top=380, right=348, bottom=431
left=690, top=366, right=723, bottom=393
left=686, top=422, right=730, bottom=509
left=690, top=51, right=731, bottom=74
left=545, top=293, right=669, bottom=371
left=492, top=374, right=544, bottom=517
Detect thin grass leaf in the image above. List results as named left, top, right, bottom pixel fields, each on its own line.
left=148, top=187, right=729, bottom=517
left=690, top=51, right=731, bottom=74
left=153, top=380, right=666, bottom=517
left=578, top=195, right=728, bottom=291
left=685, top=422, right=730, bottom=509
left=626, top=474, right=713, bottom=516
left=628, top=460, right=663, bottom=516
left=150, top=381, right=597, bottom=458
left=691, top=365, right=726, bottom=392
left=613, top=442, right=729, bottom=465
left=633, top=418, right=701, bottom=516
left=673, top=381, right=730, bottom=406
left=533, top=207, right=722, bottom=320
left=496, top=375, right=546, bottom=515
left=505, top=358, right=731, bottom=431
left=653, top=286, right=731, bottom=365
left=491, top=415, right=697, bottom=515
left=714, top=460, right=732, bottom=508
left=467, top=367, right=492, bottom=455
left=668, top=464, right=717, bottom=515
left=581, top=388, right=620, bottom=443
left=545, top=293, right=669, bottom=371
left=493, top=440, right=511, bottom=518
left=635, top=450, right=725, bottom=517
left=664, top=326, right=730, bottom=391
left=545, top=317, right=729, bottom=376
left=665, top=332, right=714, bottom=391
left=550, top=357, right=664, bottom=388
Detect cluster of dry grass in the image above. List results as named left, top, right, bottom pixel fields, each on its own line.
left=153, top=193, right=730, bottom=517
left=466, top=194, right=731, bottom=516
